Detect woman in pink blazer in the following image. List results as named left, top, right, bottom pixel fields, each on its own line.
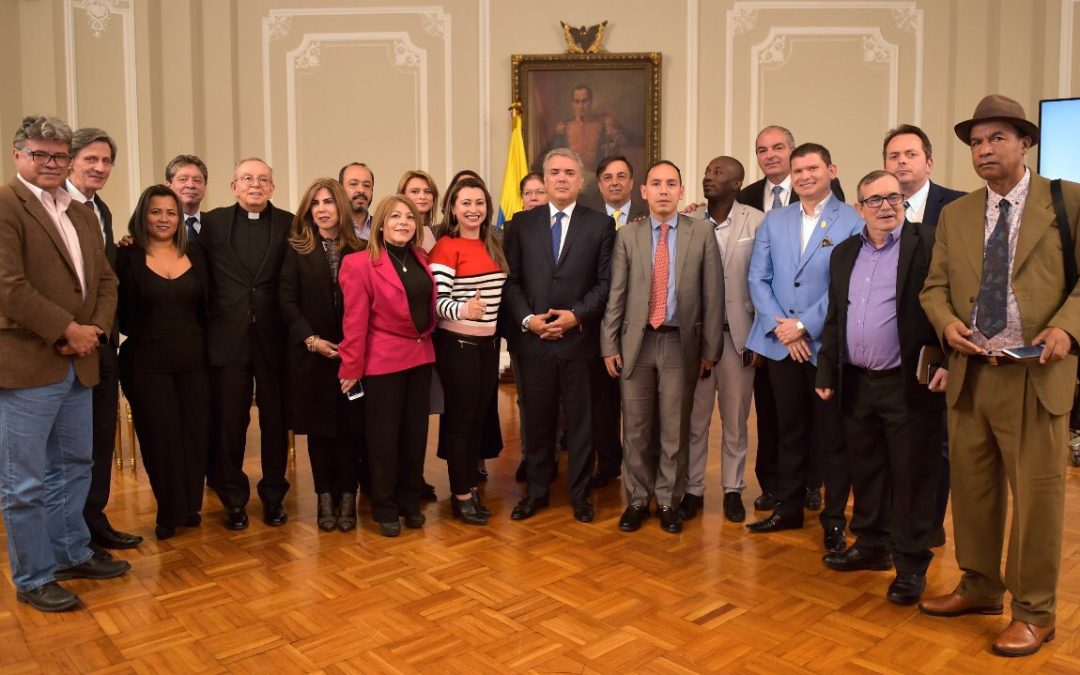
left=339, top=195, right=436, bottom=537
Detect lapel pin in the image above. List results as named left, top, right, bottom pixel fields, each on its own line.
left=819, top=220, right=828, bottom=229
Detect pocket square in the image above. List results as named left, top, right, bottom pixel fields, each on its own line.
left=736, top=236, right=754, bottom=242
left=821, top=236, right=834, bottom=247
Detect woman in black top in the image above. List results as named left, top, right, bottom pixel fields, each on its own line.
left=116, top=185, right=210, bottom=540
left=280, top=178, right=366, bottom=532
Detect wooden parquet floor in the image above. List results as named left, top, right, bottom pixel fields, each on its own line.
left=2, top=383, right=1080, bottom=673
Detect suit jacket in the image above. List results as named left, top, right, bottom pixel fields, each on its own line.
left=920, top=173, right=1080, bottom=414
left=689, top=203, right=765, bottom=352
left=921, top=181, right=967, bottom=227
left=745, top=196, right=863, bottom=363
left=502, top=203, right=615, bottom=359
left=816, top=220, right=944, bottom=412
left=338, top=248, right=437, bottom=379
left=0, top=177, right=117, bottom=388
left=199, top=202, right=293, bottom=367
left=601, top=214, right=724, bottom=379
left=737, top=176, right=846, bottom=210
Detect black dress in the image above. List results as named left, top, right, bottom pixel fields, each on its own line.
left=117, top=247, right=210, bottom=529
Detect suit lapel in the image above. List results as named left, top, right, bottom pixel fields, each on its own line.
left=833, top=240, right=858, bottom=324
left=1012, top=176, right=1055, bottom=276
left=253, top=203, right=284, bottom=281
left=955, top=189, right=989, bottom=279
left=15, top=183, right=80, bottom=279
left=636, top=220, right=653, bottom=289
left=724, top=205, right=750, bottom=269
left=795, top=200, right=831, bottom=272
left=674, top=215, right=691, bottom=294
left=557, top=207, right=586, bottom=268
left=897, top=220, right=917, bottom=298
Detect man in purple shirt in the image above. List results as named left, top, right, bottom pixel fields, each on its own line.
left=815, top=170, right=947, bottom=606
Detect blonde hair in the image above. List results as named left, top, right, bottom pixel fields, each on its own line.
left=288, top=177, right=365, bottom=255
left=367, top=195, right=424, bottom=261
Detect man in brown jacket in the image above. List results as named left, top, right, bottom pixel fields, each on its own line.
left=0, top=115, right=129, bottom=613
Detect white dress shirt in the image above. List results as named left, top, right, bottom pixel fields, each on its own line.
left=800, top=193, right=832, bottom=254
left=904, top=180, right=931, bottom=223
left=764, top=176, right=792, bottom=214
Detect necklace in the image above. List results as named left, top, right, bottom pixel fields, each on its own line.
left=385, top=245, right=409, bottom=272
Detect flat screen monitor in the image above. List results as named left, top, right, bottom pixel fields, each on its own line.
left=1039, top=97, right=1080, bottom=182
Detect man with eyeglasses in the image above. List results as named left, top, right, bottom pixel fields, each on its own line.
left=0, top=115, right=130, bottom=612
left=814, top=170, right=946, bottom=607
left=64, top=128, right=143, bottom=552
left=200, top=157, right=294, bottom=530
left=165, top=155, right=209, bottom=242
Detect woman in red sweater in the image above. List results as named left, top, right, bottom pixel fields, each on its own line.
left=338, top=195, right=436, bottom=537
left=428, top=177, right=508, bottom=524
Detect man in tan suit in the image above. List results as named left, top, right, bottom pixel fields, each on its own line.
left=0, top=115, right=129, bottom=613
left=684, top=156, right=764, bottom=523
left=601, top=160, right=724, bottom=534
left=919, top=95, right=1080, bottom=657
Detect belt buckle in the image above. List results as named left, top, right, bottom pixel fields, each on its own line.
left=985, top=355, right=999, bottom=366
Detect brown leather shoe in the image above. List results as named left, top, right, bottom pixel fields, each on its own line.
left=992, top=621, right=1055, bottom=657
left=918, top=591, right=1003, bottom=617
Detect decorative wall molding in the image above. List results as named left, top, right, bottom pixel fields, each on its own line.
left=268, top=15, right=292, bottom=40
left=731, top=8, right=758, bottom=36
left=479, top=0, right=491, bottom=181
left=294, top=41, right=321, bottom=70
left=79, top=0, right=118, bottom=38
left=1061, top=0, right=1079, bottom=96
left=685, top=0, right=699, bottom=196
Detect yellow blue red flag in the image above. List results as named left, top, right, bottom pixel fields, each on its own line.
left=497, top=103, right=529, bottom=229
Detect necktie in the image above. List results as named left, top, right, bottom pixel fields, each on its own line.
left=904, top=200, right=913, bottom=221
left=186, top=215, right=199, bottom=241
left=84, top=199, right=94, bottom=210
left=612, top=209, right=622, bottom=231
left=648, top=222, right=671, bottom=329
left=976, top=200, right=1011, bottom=338
left=771, top=185, right=783, bottom=211
left=551, top=211, right=565, bottom=264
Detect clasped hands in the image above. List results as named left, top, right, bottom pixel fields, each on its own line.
left=528, top=308, right=577, bottom=340
left=774, top=316, right=810, bottom=363
left=944, top=320, right=1071, bottom=364
left=57, top=321, right=104, bottom=357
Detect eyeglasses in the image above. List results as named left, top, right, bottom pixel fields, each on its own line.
left=16, top=147, right=72, bottom=168
left=237, top=175, right=273, bottom=187
left=859, top=192, right=905, bottom=208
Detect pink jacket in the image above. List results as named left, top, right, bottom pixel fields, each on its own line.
left=338, top=248, right=437, bottom=379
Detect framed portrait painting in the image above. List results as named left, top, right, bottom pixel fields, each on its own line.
left=512, top=52, right=661, bottom=193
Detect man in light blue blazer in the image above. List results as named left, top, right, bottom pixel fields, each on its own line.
left=744, top=143, right=863, bottom=552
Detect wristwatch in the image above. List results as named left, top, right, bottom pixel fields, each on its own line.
left=795, top=320, right=806, bottom=334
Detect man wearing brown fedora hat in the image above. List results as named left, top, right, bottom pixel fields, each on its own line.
left=919, top=94, right=1080, bottom=657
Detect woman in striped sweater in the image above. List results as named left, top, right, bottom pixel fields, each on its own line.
left=428, top=177, right=508, bottom=524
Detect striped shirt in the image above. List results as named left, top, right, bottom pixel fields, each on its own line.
left=428, top=236, right=507, bottom=336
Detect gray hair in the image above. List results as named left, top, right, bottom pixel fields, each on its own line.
left=234, top=156, right=273, bottom=178
left=71, top=127, right=117, bottom=161
left=757, top=125, right=796, bottom=150
left=165, top=154, right=208, bottom=182
left=856, top=170, right=899, bottom=201
left=542, top=147, right=584, bottom=173
left=12, top=115, right=72, bottom=147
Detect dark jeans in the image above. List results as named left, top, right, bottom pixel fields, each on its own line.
left=364, top=364, right=432, bottom=522
left=308, top=434, right=360, bottom=495
left=434, top=330, right=499, bottom=495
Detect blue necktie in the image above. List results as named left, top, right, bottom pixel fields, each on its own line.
left=551, top=211, right=565, bottom=264
left=976, top=200, right=1010, bottom=339
left=186, top=216, right=199, bottom=242
left=771, top=185, right=783, bottom=210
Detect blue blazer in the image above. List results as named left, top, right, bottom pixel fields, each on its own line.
left=745, top=196, right=863, bottom=364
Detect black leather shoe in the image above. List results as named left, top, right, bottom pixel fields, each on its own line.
left=723, top=492, right=746, bottom=523
left=887, top=573, right=927, bottom=605
left=572, top=499, right=595, bottom=523
left=823, top=525, right=847, bottom=553
left=470, top=488, right=491, bottom=517
left=453, top=496, right=488, bottom=525
left=224, top=506, right=248, bottom=530
left=746, top=512, right=803, bottom=533
left=658, top=505, right=682, bottom=534
left=16, top=582, right=79, bottom=612
left=753, top=492, right=779, bottom=511
left=403, top=513, right=425, bottom=529
left=510, top=496, right=549, bottom=521
left=618, top=504, right=650, bottom=532
left=421, top=482, right=438, bottom=501
left=822, top=546, right=892, bottom=572
left=90, top=524, right=143, bottom=550
left=588, top=473, right=618, bottom=490
left=54, top=556, right=131, bottom=581
left=155, top=524, right=177, bottom=540
left=515, top=461, right=527, bottom=482
left=263, top=502, right=288, bottom=526
left=378, top=520, right=401, bottom=537
left=804, top=488, right=822, bottom=510
left=678, top=493, right=703, bottom=520
left=185, top=513, right=202, bottom=527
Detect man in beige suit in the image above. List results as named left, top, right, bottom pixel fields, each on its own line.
left=601, top=160, right=724, bottom=534
left=0, top=115, right=129, bottom=613
left=684, top=156, right=764, bottom=523
left=919, top=95, right=1080, bottom=657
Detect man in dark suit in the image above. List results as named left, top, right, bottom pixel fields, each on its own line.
left=201, top=157, right=294, bottom=530
left=503, top=146, right=615, bottom=522
left=736, top=125, right=845, bottom=513
left=165, top=154, right=209, bottom=243
left=65, top=128, right=143, bottom=551
left=815, top=170, right=946, bottom=606
left=882, top=124, right=966, bottom=548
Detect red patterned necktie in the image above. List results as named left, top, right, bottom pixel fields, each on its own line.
left=648, top=222, right=671, bottom=329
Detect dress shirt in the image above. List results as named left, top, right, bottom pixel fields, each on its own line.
left=185, top=211, right=202, bottom=234
left=548, top=201, right=577, bottom=261
left=764, top=176, right=792, bottom=214
left=650, top=216, right=679, bottom=327
left=20, top=174, right=86, bottom=296
left=65, top=179, right=105, bottom=238
left=971, top=167, right=1030, bottom=353
left=354, top=213, right=372, bottom=241
left=606, top=200, right=632, bottom=230
left=711, top=211, right=735, bottom=259
left=845, top=226, right=902, bottom=370
left=800, top=193, right=831, bottom=254
left=904, top=180, right=930, bottom=223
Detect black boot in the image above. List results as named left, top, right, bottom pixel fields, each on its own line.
left=470, top=488, right=492, bottom=517
left=338, top=492, right=357, bottom=532
left=317, top=493, right=337, bottom=532
left=451, top=495, right=487, bottom=525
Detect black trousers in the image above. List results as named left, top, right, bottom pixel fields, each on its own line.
left=434, top=331, right=499, bottom=495
left=591, top=357, right=623, bottom=479
left=518, top=354, right=594, bottom=502
left=86, top=346, right=119, bottom=533
left=364, top=364, right=432, bottom=522
left=752, top=366, right=779, bottom=496
left=769, top=357, right=849, bottom=528
left=210, top=332, right=289, bottom=509
left=842, top=368, right=941, bottom=574
left=123, top=365, right=210, bottom=527
left=308, top=434, right=360, bottom=495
